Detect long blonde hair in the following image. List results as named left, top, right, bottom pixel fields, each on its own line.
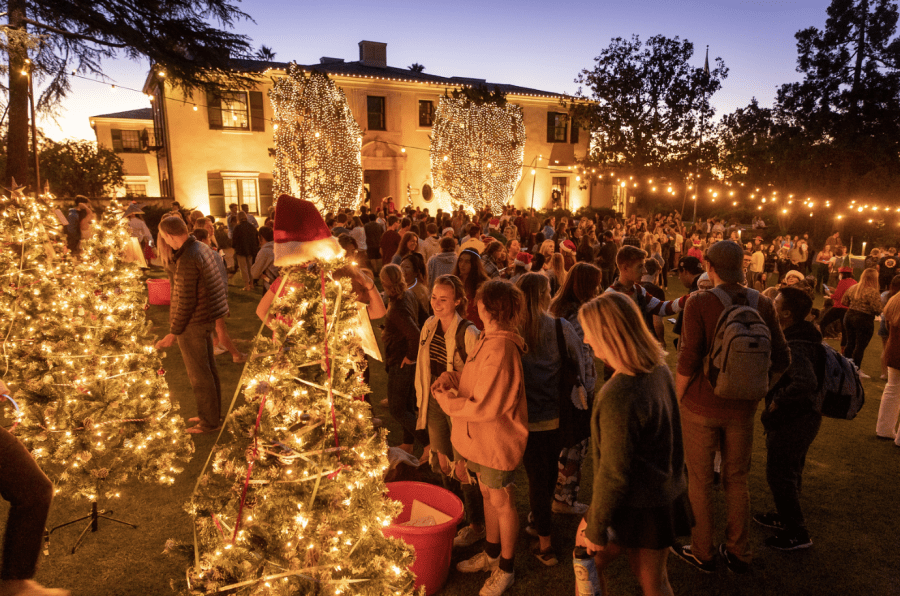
left=549, top=253, right=567, bottom=285
left=515, top=272, right=550, bottom=350
left=578, top=292, right=666, bottom=375
left=858, top=267, right=879, bottom=291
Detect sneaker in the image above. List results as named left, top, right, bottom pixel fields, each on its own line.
left=753, top=511, right=786, bottom=531
left=858, top=370, right=871, bottom=379
left=457, top=551, right=499, bottom=573
left=213, top=344, right=228, bottom=355
left=532, top=545, right=558, bottom=567
left=718, top=543, right=750, bottom=573
left=479, top=568, right=514, bottom=596
left=453, top=525, right=486, bottom=548
left=765, top=530, right=812, bottom=551
left=552, top=500, right=589, bottom=515
left=669, top=544, right=715, bottom=573
left=524, top=524, right=539, bottom=537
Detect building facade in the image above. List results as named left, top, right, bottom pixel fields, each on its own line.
left=89, top=108, right=161, bottom=198
left=142, top=41, right=607, bottom=217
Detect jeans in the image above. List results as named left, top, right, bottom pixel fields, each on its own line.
left=522, top=428, right=560, bottom=538
left=236, top=254, right=254, bottom=286
left=843, top=310, right=875, bottom=366
left=814, top=263, right=830, bottom=293
left=601, top=268, right=615, bottom=291
left=386, top=362, right=428, bottom=446
left=765, top=410, right=821, bottom=532
left=680, top=406, right=755, bottom=563
left=177, top=322, right=221, bottom=429
left=876, top=367, right=900, bottom=445
left=819, top=307, right=848, bottom=346
left=0, top=427, right=54, bottom=580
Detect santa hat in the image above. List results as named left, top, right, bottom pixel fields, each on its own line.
left=561, top=240, right=576, bottom=252
left=489, top=218, right=500, bottom=229
left=514, top=252, right=533, bottom=269
left=273, top=194, right=344, bottom=266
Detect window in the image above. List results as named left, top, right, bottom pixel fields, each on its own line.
left=547, top=112, right=568, bottom=143
left=368, top=96, right=386, bottom=130
left=125, top=183, right=147, bottom=197
left=220, top=92, right=250, bottom=129
left=223, top=178, right=259, bottom=213
left=570, top=121, right=580, bottom=144
left=111, top=129, right=145, bottom=153
left=206, top=91, right=265, bottom=131
left=551, top=177, right=569, bottom=208
left=418, top=100, right=434, bottom=127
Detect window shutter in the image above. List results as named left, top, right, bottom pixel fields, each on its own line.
left=258, top=177, right=274, bottom=215
left=207, top=91, right=223, bottom=130
left=111, top=129, right=123, bottom=152
left=207, top=176, right=226, bottom=216
left=547, top=112, right=555, bottom=143
left=570, top=121, right=579, bottom=144
left=249, top=91, right=265, bottom=132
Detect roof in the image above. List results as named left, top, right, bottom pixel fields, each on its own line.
left=90, top=108, right=154, bottom=121
left=231, top=58, right=569, bottom=99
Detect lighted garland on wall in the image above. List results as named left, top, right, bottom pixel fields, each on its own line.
left=430, top=95, right=525, bottom=214
left=1, top=192, right=192, bottom=501
left=270, top=64, right=364, bottom=212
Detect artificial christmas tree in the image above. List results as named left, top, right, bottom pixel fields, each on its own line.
left=0, top=192, right=193, bottom=506
left=184, top=195, right=416, bottom=596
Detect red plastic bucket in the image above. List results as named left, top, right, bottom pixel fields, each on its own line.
left=147, top=278, right=171, bottom=306
left=383, top=481, right=464, bottom=595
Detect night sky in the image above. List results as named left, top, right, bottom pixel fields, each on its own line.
left=43, top=0, right=828, bottom=141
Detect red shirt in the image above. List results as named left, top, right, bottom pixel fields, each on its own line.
left=380, top=229, right=401, bottom=263
left=831, top=277, right=857, bottom=310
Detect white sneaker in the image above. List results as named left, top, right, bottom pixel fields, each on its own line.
left=858, top=370, right=871, bottom=379
left=552, top=500, right=589, bottom=515
left=453, top=525, right=486, bottom=548
left=457, top=551, right=499, bottom=573
left=479, top=568, right=514, bottom=596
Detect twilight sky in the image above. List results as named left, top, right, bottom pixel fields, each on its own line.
left=41, top=0, right=828, bottom=141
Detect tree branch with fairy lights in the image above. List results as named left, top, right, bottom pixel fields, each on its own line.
left=430, top=87, right=525, bottom=214
left=270, top=64, right=364, bottom=212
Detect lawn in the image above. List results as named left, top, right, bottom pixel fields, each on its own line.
left=6, top=271, right=899, bottom=596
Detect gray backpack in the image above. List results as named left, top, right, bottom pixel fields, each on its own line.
left=703, top=287, right=772, bottom=401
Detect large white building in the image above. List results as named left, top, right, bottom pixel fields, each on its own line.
left=89, top=107, right=161, bottom=198
left=135, top=41, right=608, bottom=217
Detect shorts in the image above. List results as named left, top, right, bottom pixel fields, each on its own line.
left=608, top=490, right=694, bottom=550
left=466, top=459, right=516, bottom=490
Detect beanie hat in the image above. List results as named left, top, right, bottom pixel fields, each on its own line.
left=273, top=194, right=344, bottom=266
left=784, top=270, right=805, bottom=284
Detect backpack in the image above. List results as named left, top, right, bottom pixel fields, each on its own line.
left=816, top=342, right=865, bottom=419
left=454, top=319, right=475, bottom=364
left=703, top=287, right=772, bottom=401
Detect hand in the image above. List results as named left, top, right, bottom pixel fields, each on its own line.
left=401, top=356, right=415, bottom=368
left=575, top=517, right=604, bottom=554
left=768, top=401, right=778, bottom=413
left=155, top=334, right=176, bottom=349
left=0, top=380, right=9, bottom=395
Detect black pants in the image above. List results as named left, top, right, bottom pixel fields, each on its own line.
left=522, top=428, right=560, bottom=538
left=819, top=307, right=848, bottom=346
left=0, top=427, right=54, bottom=579
left=386, top=362, right=428, bottom=446
left=601, top=268, right=615, bottom=291
left=814, top=263, right=829, bottom=293
left=765, top=410, right=822, bottom=532
left=843, top=310, right=876, bottom=365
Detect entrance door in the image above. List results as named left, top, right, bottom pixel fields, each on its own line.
left=364, top=170, right=390, bottom=211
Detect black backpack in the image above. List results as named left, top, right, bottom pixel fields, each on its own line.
left=455, top=319, right=475, bottom=364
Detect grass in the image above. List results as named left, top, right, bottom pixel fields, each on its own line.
left=5, top=271, right=898, bottom=595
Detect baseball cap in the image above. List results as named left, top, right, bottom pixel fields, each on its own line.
left=706, top=240, right=744, bottom=284
left=677, top=256, right=704, bottom=275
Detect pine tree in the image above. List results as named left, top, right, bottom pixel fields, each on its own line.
left=1, top=193, right=193, bottom=502
left=185, top=257, right=417, bottom=596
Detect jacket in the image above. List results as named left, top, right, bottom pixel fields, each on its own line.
left=414, top=313, right=480, bottom=430
left=381, top=290, right=421, bottom=369
left=434, top=330, right=528, bottom=471
left=170, top=236, right=229, bottom=335
left=232, top=221, right=259, bottom=257
left=761, top=320, right=824, bottom=431
left=521, top=315, right=586, bottom=427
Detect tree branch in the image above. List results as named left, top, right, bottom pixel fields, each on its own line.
left=22, top=17, right=128, bottom=49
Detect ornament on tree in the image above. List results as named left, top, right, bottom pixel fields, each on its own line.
left=183, top=196, right=416, bottom=595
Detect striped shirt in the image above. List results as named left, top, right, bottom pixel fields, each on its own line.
left=429, top=323, right=448, bottom=378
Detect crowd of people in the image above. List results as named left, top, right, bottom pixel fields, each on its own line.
left=10, top=197, right=898, bottom=596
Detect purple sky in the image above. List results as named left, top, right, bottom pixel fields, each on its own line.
left=42, top=0, right=827, bottom=141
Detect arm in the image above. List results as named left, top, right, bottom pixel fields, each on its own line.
left=256, top=290, right=276, bottom=323
left=169, top=256, right=198, bottom=336
left=250, top=249, right=273, bottom=281
left=675, top=295, right=705, bottom=389
left=435, top=351, right=519, bottom=423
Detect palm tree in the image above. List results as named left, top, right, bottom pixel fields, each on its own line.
left=256, top=45, right=277, bottom=62
left=408, top=62, right=425, bottom=73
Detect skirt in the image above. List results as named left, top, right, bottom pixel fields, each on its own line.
left=608, top=490, right=694, bottom=550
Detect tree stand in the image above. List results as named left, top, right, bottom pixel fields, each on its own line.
left=47, top=501, right=137, bottom=554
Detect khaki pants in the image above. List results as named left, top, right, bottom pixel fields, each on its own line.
left=680, top=406, right=755, bottom=563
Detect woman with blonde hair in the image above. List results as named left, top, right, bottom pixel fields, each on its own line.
left=841, top=267, right=882, bottom=376
left=156, top=214, right=181, bottom=288
left=575, top=292, right=690, bottom=596
left=876, top=282, right=900, bottom=445
left=547, top=253, right=567, bottom=294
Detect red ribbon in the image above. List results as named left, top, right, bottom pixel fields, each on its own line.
left=231, top=393, right=267, bottom=544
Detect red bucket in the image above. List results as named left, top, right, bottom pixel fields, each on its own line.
left=383, top=481, right=464, bottom=595
left=147, top=278, right=171, bottom=306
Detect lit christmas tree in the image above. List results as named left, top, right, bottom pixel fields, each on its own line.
left=430, top=88, right=525, bottom=214
left=184, top=195, right=416, bottom=596
left=0, top=192, right=193, bottom=502
left=270, top=63, right=365, bottom=212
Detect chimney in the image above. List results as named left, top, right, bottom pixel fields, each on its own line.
left=358, top=41, right=387, bottom=68
left=319, top=57, right=345, bottom=64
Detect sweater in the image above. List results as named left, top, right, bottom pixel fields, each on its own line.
left=434, top=330, right=528, bottom=471
left=584, top=365, right=687, bottom=546
left=427, top=252, right=458, bottom=291
left=677, top=284, right=791, bottom=419
left=842, top=284, right=882, bottom=315
left=170, top=236, right=229, bottom=335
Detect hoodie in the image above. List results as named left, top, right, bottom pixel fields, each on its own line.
left=434, top=329, right=528, bottom=471
left=761, top=320, right=824, bottom=431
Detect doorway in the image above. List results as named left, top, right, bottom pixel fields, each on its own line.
left=364, top=170, right=390, bottom=211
